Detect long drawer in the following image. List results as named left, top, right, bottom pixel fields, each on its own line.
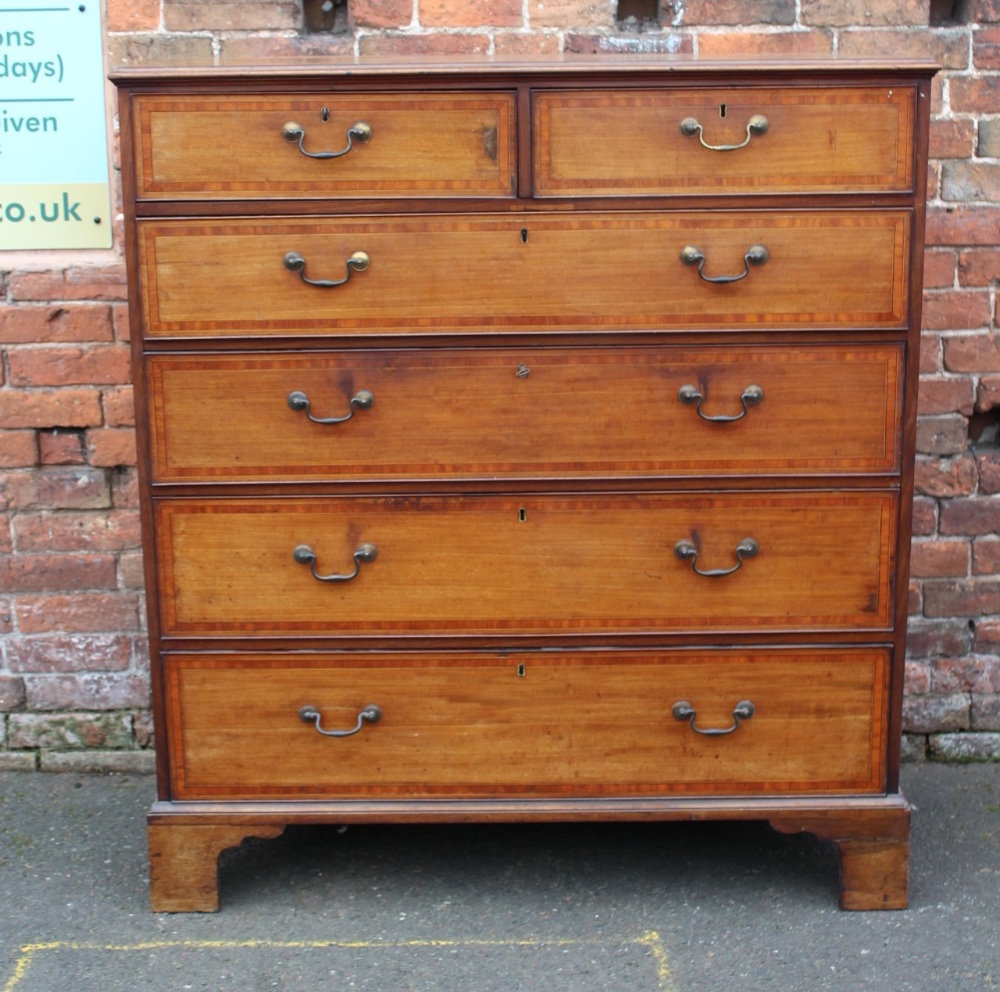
left=164, top=648, right=890, bottom=799
left=138, top=211, right=910, bottom=337
left=154, top=492, right=897, bottom=637
left=145, top=345, right=903, bottom=483
left=533, top=86, right=915, bottom=196
left=129, top=91, right=517, bottom=200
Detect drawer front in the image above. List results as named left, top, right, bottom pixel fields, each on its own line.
left=130, top=92, right=517, bottom=199
left=534, top=86, right=915, bottom=196
left=146, top=345, right=904, bottom=483
left=164, top=649, right=889, bottom=799
left=155, top=493, right=896, bottom=637
left=138, top=211, right=910, bottom=337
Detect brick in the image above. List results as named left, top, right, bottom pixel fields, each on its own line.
left=919, top=333, right=942, bottom=374
left=902, top=692, right=970, bottom=733
left=909, top=538, right=970, bottom=578
left=926, top=160, right=941, bottom=201
left=838, top=28, right=969, bottom=68
left=923, top=577, right=1000, bottom=616
left=111, top=303, right=131, bottom=344
left=134, top=709, right=155, bottom=748
left=967, top=0, right=1000, bottom=20
left=929, top=118, right=975, bottom=160
left=904, top=659, right=930, bottom=694
left=119, top=550, right=146, bottom=590
left=102, top=387, right=135, bottom=428
left=0, top=388, right=102, bottom=429
left=958, top=249, right=1000, bottom=288
left=15, top=594, right=141, bottom=635
left=973, top=538, right=1000, bottom=575
left=929, top=732, right=1000, bottom=761
left=695, top=30, right=832, bottom=57
left=915, top=414, right=968, bottom=455
left=112, top=467, right=141, bottom=509
left=926, top=206, right=1000, bottom=247
left=950, top=75, right=1000, bottom=114
left=40, top=750, right=157, bottom=774
left=0, top=595, right=12, bottom=632
left=86, top=429, right=137, bottom=468
left=0, top=430, right=37, bottom=467
left=0, top=676, right=26, bottom=712
left=908, top=577, right=921, bottom=615
left=564, top=32, right=693, bottom=53
left=527, top=0, right=613, bottom=28
left=931, top=656, right=1000, bottom=693
left=13, top=510, right=141, bottom=553
left=940, top=498, right=1000, bottom=536
left=923, top=250, right=956, bottom=290
left=421, top=0, right=521, bottom=26
left=219, top=33, right=356, bottom=61
left=0, top=305, right=114, bottom=344
left=0, top=753, right=38, bottom=771
left=163, top=0, right=299, bottom=31
left=976, top=452, right=1000, bottom=493
left=493, top=32, right=563, bottom=55
left=106, top=0, right=159, bottom=31
left=681, top=0, right=794, bottom=23
left=979, top=119, right=1000, bottom=159
left=922, top=289, right=992, bottom=331
left=914, top=453, right=977, bottom=497
left=800, top=0, right=929, bottom=26
left=358, top=32, right=491, bottom=55
left=0, top=554, right=118, bottom=594
left=974, top=25, right=1000, bottom=68
left=912, top=496, right=938, bottom=536
left=7, top=345, right=131, bottom=387
left=109, top=32, right=214, bottom=70
left=7, top=712, right=133, bottom=750
left=38, top=429, right=86, bottom=466
left=350, top=0, right=412, bottom=28
left=941, top=161, right=1000, bottom=202
left=944, top=333, right=1000, bottom=373
left=974, top=620, right=1000, bottom=651
left=8, top=265, right=127, bottom=304
left=1, top=466, right=110, bottom=510
left=972, top=695, right=1000, bottom=731
left=918, top=376, right=975, bottom=416
left=23, top=671, right=150, bottom=710
left=8, top=634, right=132, bottom=674
left=899, top=734, right=927, bottom=762
left=906, top=617, right=973, bottom=659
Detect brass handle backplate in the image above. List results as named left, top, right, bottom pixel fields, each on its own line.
left=293, top=542, right=378, bottom=582
left=681, top=244, right=769, bottom=284
left=678, top=384, right=763, bottom=423
left=282, top=119, right=372, bottom=159
left=679, top=114, right=768, bottom=151
left=672, top=699, right=755, bottom=736
left=288, top=388, right=375, bottom=425
left=284, top=250, right=370, bottom=288
left=674, top=537, right=758, bottom=578
left=299, top=703, right=382, bottom=737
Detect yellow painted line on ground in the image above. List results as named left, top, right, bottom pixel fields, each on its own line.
left=3, top=932, right=675, bottom=992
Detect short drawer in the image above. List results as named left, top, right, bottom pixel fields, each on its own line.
left=129, top=91, right=517, bottom=199
left=138, top=211, right=910, bottom=337
left=155, top=492, right=897, bottom=638
left=164, top=648, right=890, bottom=799
left=146, top=345, right=904, bottom=483
left=534, top=86, right=915, bottom=196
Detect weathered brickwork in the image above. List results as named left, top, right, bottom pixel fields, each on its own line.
left=2, top=0, right=999, bottom=770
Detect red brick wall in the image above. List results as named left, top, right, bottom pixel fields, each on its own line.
left=1, top=0, right=998, bottom=769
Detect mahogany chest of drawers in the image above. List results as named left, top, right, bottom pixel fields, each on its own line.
left=111, top=57, right=935, bottom=912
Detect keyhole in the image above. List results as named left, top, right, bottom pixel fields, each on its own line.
left=520, top=228, right=529, bottom=244
left=519, top=507, right=527, bottom=522
left=516, top=663, right=527, bottom=678
left=321, top=107, right=330, bottom=121
left=720, top=103, right=727, bottom=118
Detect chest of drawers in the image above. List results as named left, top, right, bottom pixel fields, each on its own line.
left=111, top=57, right=935, bottom=913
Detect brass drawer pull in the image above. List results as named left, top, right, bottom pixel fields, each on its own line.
left=674, top=537, right=758, bottom=578
left=281, top=119, right=372, bottom=159
left=293, top=542, right=378, bottom=582
left=284, top=250, right=370, bottom=288
left=679, top=114, right=768, bottom=151
left=299, top=703, right=382, bottom=737
left=678, top=383, right=763, bottom=423
left=681, top=244, right=769, bottom=284
left=672, top=699, right=755, bottom=736
left=288, top=388, right=375, bottom=425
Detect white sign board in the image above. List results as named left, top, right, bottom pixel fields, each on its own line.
left=0, top=1, right=112, bottom=249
